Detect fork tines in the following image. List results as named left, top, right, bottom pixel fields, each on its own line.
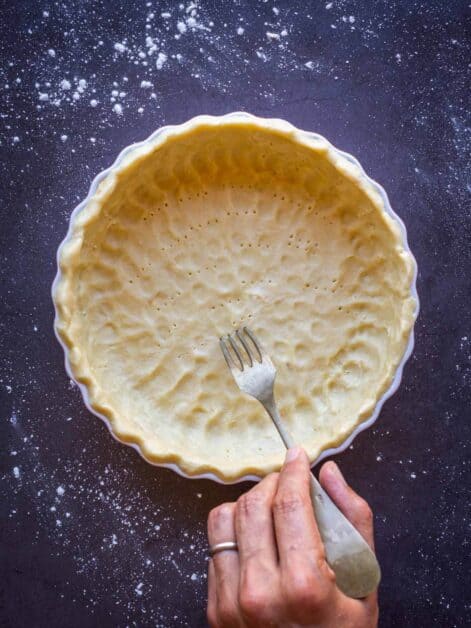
left=219, top=327, right=263, bottom=371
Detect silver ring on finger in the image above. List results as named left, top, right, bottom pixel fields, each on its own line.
left=209, top=541, right=238, bottom=557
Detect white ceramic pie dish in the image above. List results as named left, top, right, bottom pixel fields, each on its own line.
left=52, top=112, right=419, bottom=484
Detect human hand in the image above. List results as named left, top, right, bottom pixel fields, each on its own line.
left=207, top=447, right=379, bottom=627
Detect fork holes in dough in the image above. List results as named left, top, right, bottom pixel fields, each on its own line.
left=64, top=121, right=415, bottom=479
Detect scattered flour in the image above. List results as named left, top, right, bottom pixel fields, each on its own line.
left=2, top=4, right=468, bottom=622
left=156, top=52, right=167, bottom=69
left=7, top=0, right=388, bottom=126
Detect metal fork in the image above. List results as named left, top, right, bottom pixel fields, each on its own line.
left=220, top=327, right=381, bottom=599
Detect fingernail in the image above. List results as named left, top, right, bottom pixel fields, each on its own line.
left=329, top=461, right=346, bottom=484
left=285, top=446, right=301, bottom=463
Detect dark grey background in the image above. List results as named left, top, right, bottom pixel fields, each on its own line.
left=1, top=1, right=470, bottom=626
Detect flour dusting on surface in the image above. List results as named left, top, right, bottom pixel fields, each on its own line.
left=1, top=0, right=469, bottom=625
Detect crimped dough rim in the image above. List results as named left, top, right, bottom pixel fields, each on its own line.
left=52, top=112, right=419, bottom=483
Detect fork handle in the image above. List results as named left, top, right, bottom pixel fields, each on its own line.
left=262, top=397, right=381, bottom=599
left=262, top=397, right=296, bottom=449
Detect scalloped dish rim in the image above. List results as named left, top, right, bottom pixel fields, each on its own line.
left=51, top=112, right=419, bottom=484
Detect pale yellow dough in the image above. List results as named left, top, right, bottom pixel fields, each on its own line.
left=54, top=116, right=417, bottom=481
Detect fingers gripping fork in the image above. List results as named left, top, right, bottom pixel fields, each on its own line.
left=219, top=327, right=381, bottom=599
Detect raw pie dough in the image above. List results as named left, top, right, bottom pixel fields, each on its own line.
left=54, top=115, right=417, bottom=481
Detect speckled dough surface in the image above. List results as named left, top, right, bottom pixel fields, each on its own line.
left=54, top=116, right=416, bottom=480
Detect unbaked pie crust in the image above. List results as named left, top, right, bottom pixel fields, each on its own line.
left=53, top=114, right=417, bottom=481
